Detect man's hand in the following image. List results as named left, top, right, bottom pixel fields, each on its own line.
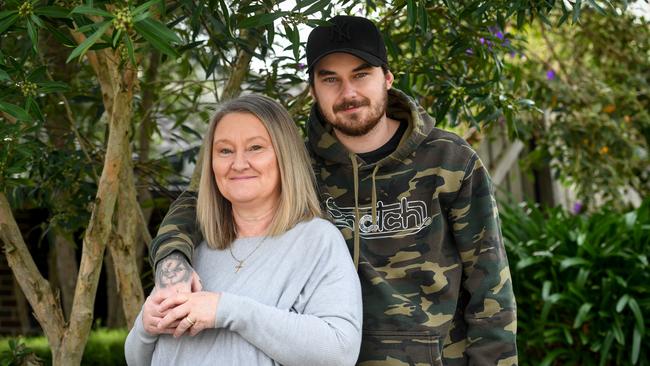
left=141, top=252, right=203, bottom=335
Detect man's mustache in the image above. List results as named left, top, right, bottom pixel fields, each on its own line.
left=333, top=98, right=370, bottom=113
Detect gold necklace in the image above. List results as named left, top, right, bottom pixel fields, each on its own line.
left=229, top=236, right=266, bottom=273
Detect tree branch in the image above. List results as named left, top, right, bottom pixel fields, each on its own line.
left=0, top=192, right=66, bottom=351
left=221, top=28, right=258, bottom=100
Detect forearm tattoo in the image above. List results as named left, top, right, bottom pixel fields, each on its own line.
left=155, top=252, right=192, bottom=288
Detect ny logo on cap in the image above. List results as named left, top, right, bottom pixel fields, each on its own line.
left=330, top=22, right=351, bottom=42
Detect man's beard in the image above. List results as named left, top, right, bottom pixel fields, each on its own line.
left=316, top=87, right=388, bottom=137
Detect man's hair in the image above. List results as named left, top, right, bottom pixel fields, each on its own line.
left=308, top=63, right=390, bottom=86
left=197, top=94, right=322, bottom=249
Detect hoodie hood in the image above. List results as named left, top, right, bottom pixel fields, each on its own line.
left=307, top=88, right=435, bottom=168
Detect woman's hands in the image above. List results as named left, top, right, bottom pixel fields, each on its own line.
left=141, top=253, right=203, bottom=335
left=156, top=291, right=222, bottom=337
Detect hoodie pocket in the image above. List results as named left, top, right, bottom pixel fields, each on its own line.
left=357, top=330, right=442, bottom=366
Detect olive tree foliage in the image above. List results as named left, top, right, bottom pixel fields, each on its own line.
left=510, top=5, right=650, bottom=210
left=0, top=0, right=631, bottom=364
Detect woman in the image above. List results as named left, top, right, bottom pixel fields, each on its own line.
left=125, top=94, right=362, bottom=365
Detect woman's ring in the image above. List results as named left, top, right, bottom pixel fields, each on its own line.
left=185, top=316, right=195, bottom=326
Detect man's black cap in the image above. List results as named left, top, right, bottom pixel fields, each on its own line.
left=306, top=16, right=388, bottom=71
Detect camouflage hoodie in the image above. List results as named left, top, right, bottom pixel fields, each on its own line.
left=149, top=88, right=518, bottom=365
left=307, top=88, right=517, bottom=365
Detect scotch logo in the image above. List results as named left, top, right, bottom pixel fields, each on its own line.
left=325, top=196, right=433, bottom=239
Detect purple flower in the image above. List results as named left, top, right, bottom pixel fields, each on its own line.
left=495, top=31, right=504, bottom=40
left=297, top=62, right=306, bottom=70
left=465, top=48, right=474, bottom=55
left=572, top=201, right=583, bottom=214
left=479, top=37, right=485, bottom=45
left=546, top=69, right=556, bottom=80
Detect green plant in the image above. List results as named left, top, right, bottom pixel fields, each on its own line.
left=0, top=338, right=42, bottom=366
left=501, top=199, right=650, bottom=365
left=0, top=329, right=127, bottom=366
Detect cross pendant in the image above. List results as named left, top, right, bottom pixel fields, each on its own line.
left=235, top=262, right=243, bottom=273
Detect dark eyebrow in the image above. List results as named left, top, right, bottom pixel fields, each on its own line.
left=316, top=69, right=336, bottom=77
left=352, top=63, right=373, bottom=72
left=316, top=62, right=374, bottom=77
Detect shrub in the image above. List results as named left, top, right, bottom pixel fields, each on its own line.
left=0, top=328, right=127, bottom=366
left=501, top=199, right=650, bottom=365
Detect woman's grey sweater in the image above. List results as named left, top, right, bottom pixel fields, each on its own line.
left=125, top=218, right=362, bottom=366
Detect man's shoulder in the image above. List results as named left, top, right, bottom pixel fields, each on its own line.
left=416, top=126, right=478, bottom=162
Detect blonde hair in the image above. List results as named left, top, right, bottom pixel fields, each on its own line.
left=197, top=94, right=322, bottom=249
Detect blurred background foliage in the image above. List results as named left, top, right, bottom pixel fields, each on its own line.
left=0, top=0, right=648, bottom=364
left=510, top=9, right=649, bottom=209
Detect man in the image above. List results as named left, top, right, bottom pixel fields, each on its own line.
left=143, top=15, right=517, bottom=365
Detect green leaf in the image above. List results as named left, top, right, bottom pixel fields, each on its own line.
left=77, top=21, right=107, bottom=33
left=136, top=18, right=181, bottom=44
left=238, top=11, right=289, bottom=29
left=123, top=34, right=136, bottom=65
left=133, top=11, right=150, bottom=23
left=627, top=298, right=645, bottom=335
left=37, top=81, right=69, bottom=93
left=539, top=349, right=570, bottom=366
left=303, top=0, right=330, bottom=16
left=218, top=0, right=232, bottom=36
left=0, top=101, right=31, bottom=121
left=560, top=257, right=590, bottom=270
left=27, top=66, right=47, bottom=81
left=25, top=97, right=43, bottom=122
left=586, top=0, right=607, bottom=14
left=612, top=318, right=625, bottom=345
left=0, top=10, right=19, bottom=19
left=573, top=302, right=593, bottom=328
left=66, top=20, right=111, bottom=63
left=132, top=0, right=160, bottom=16
left=616, top=294, right=629, bottom=312
left=0, top=68, right=9, bottom=81
left=573, top=0, right=582, bottom=23
left=599, top=331, right=614, bottom=366
left=26, top=20, right=38, bottom=50
left=112, top=28, right=122, bottom=48
left=34, top=6, right=70, bottom=18
left=407, top=0, right=417, bottom=27
left=0, top=13, right=19, bottom=34
left=43, top=22, right=76, bottom=46
left=29, top=14, right=44, bottom=28
left=134, top=19, right=179, bottom=58
left=294, top=0, right=321, bottom=9
left=517, top=98, right=536, bottom=108
left=69, top=5, right=113, bottom=18
left=631, top=326, right=641, bottom=364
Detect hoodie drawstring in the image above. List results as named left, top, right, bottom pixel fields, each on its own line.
left=350, top=153, right=360, bottom=270
left=350, top=154, right=382, bottom=271
left=370, top=165, right=380, bottom=231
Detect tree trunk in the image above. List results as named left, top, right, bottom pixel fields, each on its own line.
left=13, top=275, right=32, bottom=335
left=54, top=65, right=135, bottom=365
left=136, top=51, right=160, bottom=274
left=107, top=152, right=145, bottom=329
left=104, top=249, right=125, bottom=328
left=53, top=231, right=78, bottom=320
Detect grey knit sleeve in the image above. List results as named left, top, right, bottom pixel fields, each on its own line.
left=124, top=311, right=157, bottom=366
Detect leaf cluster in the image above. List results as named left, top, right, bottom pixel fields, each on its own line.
left=502, top=199, right=650, bottom=365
